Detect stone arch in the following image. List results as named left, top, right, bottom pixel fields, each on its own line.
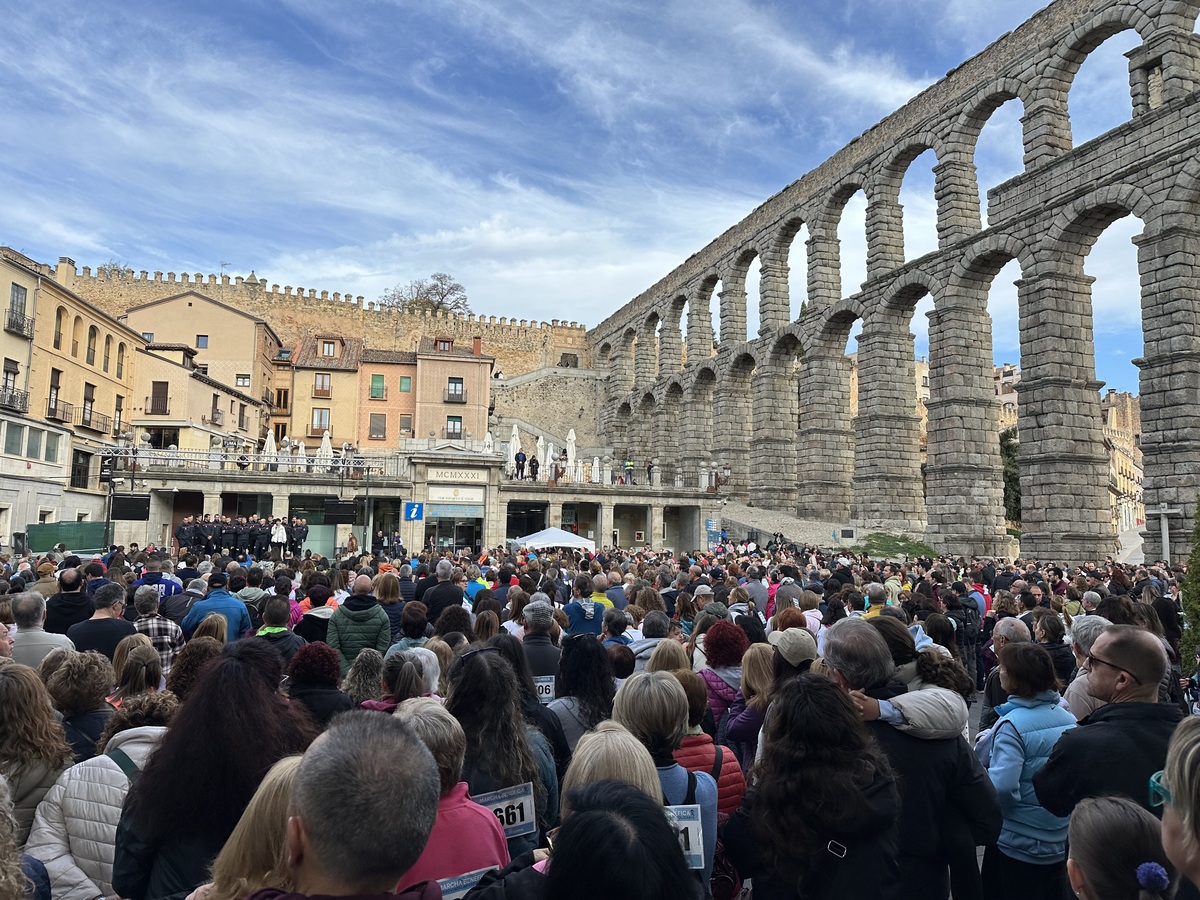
left=713, top=351, right=757, bottom=495
left=596, top=341, right=612, bottom=376
left=680, top=366, right=718, bottom=483
left=637, top=311, right=661, bottom=384
left=720, top=247, right=761, bottom=345
left=810, top=177, right=871, bottom=305
left=870, top=136, right=947, bottom=265
left=772, top=214, right=811, bottom=322
left=660, top=295, right=687, bottom=373
left=611, top=399, right=633, bottom=463
left=749, top=331, right=805, bottom=507
left=880, top=269, right=943, bottom=313
left=617, top=327, right=637, bottom=392
left=658, top=381, right=686, bottom=480
left=633, top=392, right=658, bottom=472
left=1042, top=183, right=1156, bottom=266
left=952, top=233, right=1038, bottom=289
left=947, top=81, right=1030, bottom=232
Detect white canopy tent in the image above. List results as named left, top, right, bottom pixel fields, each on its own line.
left=513, top=526, right=596, bottom=552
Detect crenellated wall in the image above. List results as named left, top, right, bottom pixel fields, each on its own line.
left=56, top=262, right=590, bottom=379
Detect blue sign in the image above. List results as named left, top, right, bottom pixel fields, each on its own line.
left=404, top=502, right=424, bottom=521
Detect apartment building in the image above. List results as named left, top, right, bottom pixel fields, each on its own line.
left=358, top=349, right=418, bottom=446
left=289, top=335, right=363, bottom=447
left=120, top=292, right=282, bottom=407
left=412, top=336, right=493, bottom=443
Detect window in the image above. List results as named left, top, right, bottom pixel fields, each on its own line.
left=273, top=422, right=288, bottom=442
left=149, top=381, right=169, bottom=415
left=235, top=374, right=251, bottom=387
left=103, top=335, right=112, bottom=372
left=69, top=449, right=91, bottom=489
left=399, top=376, right=412, bottom=393
left=86, top=326, right=98, bottom=365
left=437, top=339, right=452, bottom=352
left=311, top=408, right=330, bottom=431
left=369, top=413, right=387, bottom=440
left=114, top=395, right=123, bottom=432
left=370, top=374, right=385, bottom=399
left=321, top=341, right=336, bottom=357
left=238, top=403, right=248, bottom=430
left=275, top=388, right=290, bottom=410
left=116, top=344, right=125, bottom=379
left=447, top=376, right=464, bottom=399
left=54, top=308, right=65, bottom=349
left=446, top=416, right=463, bottom=438
left=313, top=373, right=331, bottom=398
left=142, top=332, right=154, bottom=342
left=399, top=414, right=412, bottom=435
left=1, top=359, right=16, bottom=393
left=48, top=369, right=60, bottom=409
left=44, top=432, right=59, bottom=464
left=196, top=364, right=208, bottom=376
left=82, top=383, right=95, bottom=425
left=196, top=334, right=209, bottom=349
left=25, top=428, right=41, bottom=459
left=5, top=423, right=25, bottom=455
left=10, top=284, right=26, bottom=311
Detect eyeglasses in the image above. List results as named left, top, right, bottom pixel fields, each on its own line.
left=1150, top=770, right=1172, bottom=808
left=1085, top=651, right=1142, bottom=685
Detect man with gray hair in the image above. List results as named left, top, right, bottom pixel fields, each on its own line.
left=254, top=710, right=441, bottom=900
left=1063, top=615, right=1112, bottom=721
left=422, top=559, right=462, bottom=623
left=629, top=610, right=671, bottom=672
left=862, top=582, right=889, bottom=619
left=979, top=617, right=1031, bottom=730
left=66, top=581, right=137, bottom=659
left=823, top=617, right=1000, bottom=898
left=522, top=597, right=560, bottom=678
left=133, top=585, right=185, bottom=675
left=10, top=591, right=73, bottom=668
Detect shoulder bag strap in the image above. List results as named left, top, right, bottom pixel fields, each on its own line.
left=709, top=744, right=724, bottom=781
left=106, top=747, right=141, bottom=784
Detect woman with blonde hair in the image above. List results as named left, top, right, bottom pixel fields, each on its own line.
left=560, top=721, right=661, bottom=816
left=423, top=638, right=453, bottom=696
left=194, top=755, right=303, bottom=900
left=646, top=639, right=689, bottom=673
left=0, top=664, right=73, bottom=845
left=727, top=642, right=775, bottom=766
left=192, top=613, right=228, bottom=644
left=339, top=648, right=385, bottom=708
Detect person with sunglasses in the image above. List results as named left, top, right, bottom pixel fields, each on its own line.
left=1034, top=624, right=1182, bottom=819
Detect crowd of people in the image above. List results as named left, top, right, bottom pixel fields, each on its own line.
left=0, top=538, right=1198, bottom=900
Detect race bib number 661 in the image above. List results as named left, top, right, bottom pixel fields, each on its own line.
left=471, top=782, right=537, bottom=838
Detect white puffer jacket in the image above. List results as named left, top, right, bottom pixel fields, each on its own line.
left=25, top=725, right=168, bottom=900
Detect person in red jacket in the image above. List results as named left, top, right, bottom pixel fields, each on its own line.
left=670, top=668, right=746, bottom=816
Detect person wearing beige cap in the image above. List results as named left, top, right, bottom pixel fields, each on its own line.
left=767, top=626, right=818, bottom=671
left=31, top=561, right=60, bottom=598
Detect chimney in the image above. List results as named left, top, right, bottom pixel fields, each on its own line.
left=473, top=337, right=482, bottom=356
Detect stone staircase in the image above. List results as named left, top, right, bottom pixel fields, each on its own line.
left=719, top=501, right=849, bottom=548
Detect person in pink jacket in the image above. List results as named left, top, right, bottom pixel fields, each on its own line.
left=697, top=621, right=749, bottom=735
left=394, top=698, right=509, bottom=893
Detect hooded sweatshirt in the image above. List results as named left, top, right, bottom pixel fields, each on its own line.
left=328, top=594, right=391, bottom=674
left=564, top=599, right=603, bottom=636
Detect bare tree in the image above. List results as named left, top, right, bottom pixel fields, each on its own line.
left=379, top=272, right=471, bottom=314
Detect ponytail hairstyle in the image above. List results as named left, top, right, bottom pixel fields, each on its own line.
left=381, top=652, right=425, bottom=703
left=1067, top=796, right=1177, bottom=900
left=111, top=645, right=162, bottom=702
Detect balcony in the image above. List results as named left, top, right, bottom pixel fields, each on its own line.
left=46, top=399, right=74, bottom=422
left=443, top=388, right=467, bottom=404
left=207, top=408, right=225, bottom=426
left=4, top=308, right=34, bottom=339
left=145, top=397, right=171, bottom=416
left=306, top=424, right=331, bottom=438
left=312, top=386, right=331, bottom=399
left=442, top=427, right=465, bottom=440
left=0, top=387, right=28, bottom=413
left=75, top=406, right=112, bottom=434
left=369, top=388, right=388, bottom=401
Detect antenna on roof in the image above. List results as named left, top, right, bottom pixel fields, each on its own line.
left=220, top=261, right=232, bottom=273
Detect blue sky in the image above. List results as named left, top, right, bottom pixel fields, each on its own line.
left=0, top=0, right=1156, bottom=392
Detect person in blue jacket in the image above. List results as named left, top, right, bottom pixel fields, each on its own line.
left=181, top=572, right=252, bottom=642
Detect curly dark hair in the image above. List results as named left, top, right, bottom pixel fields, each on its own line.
left=434, top=605, right=475, bottom=641
left=97, top=691, right=179, bottom=752
left=165, top=636, right=223, bottom=701
left=288, top=641, right=342, bottom=686
left=753, top=673, right=895, bottom=863
left=558, top=634, right=614, bottom=728
left=46, top=651, right=114, bottom=717
left=124, top=639, right=320, bottom=850
left=702, top=620, right=749, bottom=668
